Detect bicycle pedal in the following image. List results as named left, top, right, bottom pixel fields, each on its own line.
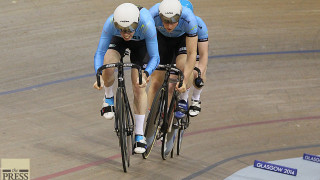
left=114, top=129, right=120, bottom=136
left=160, top=136, right=163, bottom=142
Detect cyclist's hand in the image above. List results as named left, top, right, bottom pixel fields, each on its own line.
left=137, top=73, right=149, bottom=88
left=93, top=76, right=104, bottom=90
left=176, top=82, right=186, bottom=93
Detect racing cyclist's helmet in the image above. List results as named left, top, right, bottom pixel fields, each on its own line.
left=180, top=0, right=194, bottom=13
left=113, top=3, right=140, bottom=33
left=159, top=0, right=182, bottom=23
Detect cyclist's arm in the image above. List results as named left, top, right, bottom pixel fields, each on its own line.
left=184, top=35, right=198, bottom=83
left=196, top=16, right=209, bottom=73
left=181, top=9, right=198, bottom=84
left=141, top=10, right=160, bottom=76
left=197, top=40, right=208, bottom=73
left=94, top=16, right=114, bottom=73
left=148, top=3, right=160, bottom=17
left=145, top=37, right=160, bottom=76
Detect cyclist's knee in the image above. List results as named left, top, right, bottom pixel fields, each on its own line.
left=150, top=70, right=165, bottom=87
left=132, top=85, right=146, bottom=97
left=102, top=70, right=115, bottom=85
left=168, top=83, right=175, bottom=94
left=149, top=77, right=163, bottom=92
left=151, top=80, right=162, bottom=90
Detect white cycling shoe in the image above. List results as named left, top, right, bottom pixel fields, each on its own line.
left=189, top=99, right=201, bottom=117
left=100, top=97, right=115, bottom=120
left=134, top=135, right=147, bottom=154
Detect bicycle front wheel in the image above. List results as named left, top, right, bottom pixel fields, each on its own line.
left=177, top=114, right=189, bottom=156
left=143, top=88, right=165, bottom=159
left=116, top=88, right=130, bottom=172
left=161, top=94, right=178, bottom=160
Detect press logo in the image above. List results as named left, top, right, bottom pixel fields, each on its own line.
left=1, top=159, right=30, bottom=180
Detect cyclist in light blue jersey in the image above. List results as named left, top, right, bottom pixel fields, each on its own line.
left=179, top=0, right=209, bottom=117
left=93, top=3, right=160, bottom=154
left=148, top=0, right=198, bottom=118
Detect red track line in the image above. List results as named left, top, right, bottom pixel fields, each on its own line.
left=33, top=154, right=121, bottom=180
left=32, top=115, right=320, bottom=180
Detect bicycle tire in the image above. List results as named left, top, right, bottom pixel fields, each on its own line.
left=177, top=114, right=189, bottom=156
left=161, top=94, right=178, bottom=160
left=161, top=125, right=178, bottom=160
left=124, top=93, right=134, bottom=168
left=116, top=88, right=129, bottom=172
left=143, top=88, right=165, bottom=159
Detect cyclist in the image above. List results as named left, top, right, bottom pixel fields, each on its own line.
left=179, top=0, right=208, bottom=117
left=148, top=0, right=198, bottom=118
left=93, top=3, right=160, bottom=154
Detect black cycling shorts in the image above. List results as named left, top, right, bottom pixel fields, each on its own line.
left=108, top=36, right=149, bottom=66
left=157, top=30, right=187, bottom=65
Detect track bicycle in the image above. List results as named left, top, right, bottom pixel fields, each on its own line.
left=142, top=64, right=184, bottom=160
left=96, top=52, right=142, bottom=172
left=174, top=66, right=203, bottom=156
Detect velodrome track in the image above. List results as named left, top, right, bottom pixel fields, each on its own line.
left=1, top=0, right=320, bottom=179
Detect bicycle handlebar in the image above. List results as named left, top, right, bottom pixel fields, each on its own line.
left=193, top=66, right=204, bottom=88
left=155, top=64, right=184, bottom=88
left=193, top=67, right=202, bottom=78
left=96, top=63, right=142, bottom=87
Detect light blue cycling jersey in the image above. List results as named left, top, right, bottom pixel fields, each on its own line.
left=94, top=8, right=159, bottom=75
left=196, top=16, right=208, bottom=42
left=149, top=3, right=198, bottom=38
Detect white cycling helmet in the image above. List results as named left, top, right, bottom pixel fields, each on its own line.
left=113, top=3, right=140, bottom=33
left=159, top=0, right=182, bottom=23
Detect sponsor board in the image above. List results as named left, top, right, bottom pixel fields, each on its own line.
left=253, top=160, right=297, bottom=176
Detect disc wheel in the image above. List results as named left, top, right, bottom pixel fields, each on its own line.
left=142, top=88, right=165, bottom=159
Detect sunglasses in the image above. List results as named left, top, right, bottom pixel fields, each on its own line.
left=159, top=13, right=180, bottom=24
left=114, top=22, right=138, bottom=33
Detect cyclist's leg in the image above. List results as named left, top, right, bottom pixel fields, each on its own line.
left=130, top=69, right=147, bottom=153
left=102, top=49, right=121, bottom=86
left=190, top=42, right=208, bottom=116
left=148, top=70, right=165, bottom=110
left=101, top=37, right=126, bottom=120
left=190, top=61, right=202, bottom=117
left=147, top=30, right=172, bottom=110
left=174, top=37, right=192, bottom=118
left=195, top=41, right=208, bottom=85
left=128, top=39, right=150, bottom=153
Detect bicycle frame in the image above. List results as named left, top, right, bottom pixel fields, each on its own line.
left=96, top=54, right=142, bottom=172
left=174, top=66, right=203, bottom=156
left=155, top=64, right=184, bottom=132
left=143, top=64, right=184, bottom=159
left=96, top=57, right=142, bottom=134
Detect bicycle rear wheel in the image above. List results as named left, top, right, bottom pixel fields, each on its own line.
left=143, top=88, right=165, bottom=159
left=116, top=88, right=129, bottom=172
left=161, top=95, right=178, bottom=160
